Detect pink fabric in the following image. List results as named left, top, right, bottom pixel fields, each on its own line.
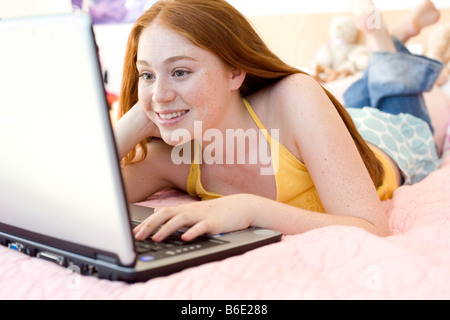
left=1, top=156, right=450, bottom=299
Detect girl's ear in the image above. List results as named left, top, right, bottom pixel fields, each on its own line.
left=230, top=68, right=247, bottom=91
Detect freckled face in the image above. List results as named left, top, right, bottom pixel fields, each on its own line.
left=136, top=21, right=235, bottom=145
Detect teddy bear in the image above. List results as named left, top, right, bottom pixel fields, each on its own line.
left=314, top=14, right=370, bottom=82
left=425, top=22, right=450, bottom=86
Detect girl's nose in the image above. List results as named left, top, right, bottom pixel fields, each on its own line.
left=152, top=77, right=176, bottom=104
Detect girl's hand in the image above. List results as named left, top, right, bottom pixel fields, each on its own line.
left=114, top=101, right=161, bottom=159
left=133, top=194, right=260, bottom=242
left=129, top=101, right=161, bottom=140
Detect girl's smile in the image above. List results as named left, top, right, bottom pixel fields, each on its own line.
left=155, top=109, right=190, bottom=125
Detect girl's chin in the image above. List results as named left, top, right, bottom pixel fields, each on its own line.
left=160, top=130, right=193, bottom=147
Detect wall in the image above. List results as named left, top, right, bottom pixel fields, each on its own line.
left=2, top=1, right=449, bottom=94
left=0, top=0, right=72, bottom=18
left=247, top=7, right=450, bottom=70
left=228, top=0, right=450, bottom=16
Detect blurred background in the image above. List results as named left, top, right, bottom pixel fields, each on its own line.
left=1, top=0, right=449, bottom=100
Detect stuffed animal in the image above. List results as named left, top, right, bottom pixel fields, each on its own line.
left=425, top=23, right=450, bottom=86
left=314, top=14, right=370, bottom=82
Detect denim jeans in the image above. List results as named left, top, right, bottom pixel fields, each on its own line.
left=343, top=37, right=444, bottom=133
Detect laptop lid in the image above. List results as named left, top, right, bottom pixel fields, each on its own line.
left=0, top=12, right=136, bottom=266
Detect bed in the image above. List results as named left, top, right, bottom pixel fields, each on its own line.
left=1, top=78, right=450, bottom=300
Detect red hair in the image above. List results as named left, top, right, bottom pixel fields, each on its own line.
left=118, top=0, right=384, bottom=187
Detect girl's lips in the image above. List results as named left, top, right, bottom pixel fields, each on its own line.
left=155, top=110, right=190, bottom=125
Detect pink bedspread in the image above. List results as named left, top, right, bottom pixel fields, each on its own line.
left=1, top=155, right=450, bottom=300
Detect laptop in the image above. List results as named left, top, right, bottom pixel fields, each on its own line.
left=0, top=12, right=281, bottom=282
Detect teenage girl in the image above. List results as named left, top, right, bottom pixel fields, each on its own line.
left=114, top=0, right=442, bottom=242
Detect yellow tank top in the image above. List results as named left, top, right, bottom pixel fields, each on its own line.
left=186, top=99, right=397, bottom=212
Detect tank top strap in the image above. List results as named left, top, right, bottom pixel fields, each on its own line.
left=242, top=98, right=272, bottom=145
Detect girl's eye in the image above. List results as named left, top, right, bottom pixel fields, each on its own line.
left=139, top=72, right=154, bottom=81
left=173, top=69, right=189, bottom=78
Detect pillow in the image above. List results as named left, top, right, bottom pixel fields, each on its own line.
left=424, top=85, right=450, bottom=156
left=442, top=119, right=450, bottom=159
left=325, top=75, right=450, bottom=156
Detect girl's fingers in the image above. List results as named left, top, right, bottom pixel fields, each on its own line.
left=151, top=211, right=198, bottom=242
left=133, top=201, right=221, bottom=242
left=181, top=220, right=212, bottom=242
left=133, top=207, right=179, bottom=240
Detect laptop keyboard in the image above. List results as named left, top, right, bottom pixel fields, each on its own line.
left=134, top=230, right=228, bottom=262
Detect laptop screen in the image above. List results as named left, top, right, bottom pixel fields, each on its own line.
left=0, top=13, right=136, bottom=266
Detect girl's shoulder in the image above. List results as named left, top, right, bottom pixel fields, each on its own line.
left=246, top=73, right=326, bottom=162
left=250, top=73, right=323, bottom=106
left=270, top=73, right=325, bottom=106
left=250, top=73, right=329, bottom=128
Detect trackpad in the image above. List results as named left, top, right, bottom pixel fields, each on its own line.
left=128, top=204, right=155, bottom=224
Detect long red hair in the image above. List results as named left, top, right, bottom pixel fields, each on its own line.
left=118, top=0, right=384, bottom=187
